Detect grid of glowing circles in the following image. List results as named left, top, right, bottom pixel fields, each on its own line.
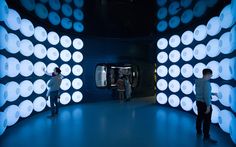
left=168, top=94, right=180, bottom=107
left=156, top=93, right=168, bottom=105
left=72, top=65, right=83, bottom=76
left=157, top=38, right=168, bottom=50
left=168, top=80, right=180, bottom=93
left=157, top=65, right=168, bottom=77
left=60, top=78, right=71, bottom=91
left=180, top=97, right=193, bottom=111
left=156, top=79, right=167, bottom=91
left=72, top=91, right=83, bottom=103
left=206, top=39, right=220, bottom=58
left=157, top=52, right=168, bottom=63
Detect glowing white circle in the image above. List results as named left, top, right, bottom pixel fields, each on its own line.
left=60, top=64, right=71, bottom=76
left=156, top=93, right=168, bottom=105
left=169, top=35, right=180, bottom=48
left=218, top=84, right=233, bottom=107
left=60, top=78, right=71, bottom=91
left=169, top=50, right=180, bottom=63
left=20, top=19, right=34, bottom=37
left=19, top=100, right=33, bottom=118
left=34, top=26, right=47, bottom=42
left=206, top=61, right=220, bottom=79
left=193, top=63, right=206, bottom=78
left=156, top=79, right=168, bottom=91
left=157, top=65, right=168, bottom=77
left=6, top=57, right=20, bottom=77
left=34, top=62, right=46, bottom=76
left=47, top=63, right=58, bottom=74
left=47, top=47, right=59, bottom=61
left=181, top=64, right=193, bottom=78
left=0, top=25, right=8, bottom=50
left=20, top=60, right=34, bottom=77
left=220, top=4, right=234, bottom=29
left=60, top=35, right=72, bottom=48
left=72, top=78, right=83, bottom=90
left=60, top=50, right=71, bottom=62
left=20, top=80, right=33, bottom=97
left=6, top=33, right=20, bottom=54
left=5, top=81, right=20, bottom=102
left=218, top=110, right=234, bottom=133
left=60, top=92, right=71, bottom=105
left=181, top=47, right=193, bottom=62
left=193, top=44, right=206, bottom=60
left=4, top=105, right=20, bottom=126
left=0, top=0, right=9, bottom=21
left=194, top=24, right=207, bottom=41
left=0, top=84, right=7, bottom=107
left=47, top=31, right=59, bottom=45
left=157, top=38, right=168, bottom=50
left=168, top=94, right=180, bottom=107
left=4, top=9, right=21, bottom=31
left=73, top=38, right=83, bottom=50
left=157, top=52, right=168, bottom=63
left=20, top=39, right=34, bottom=57
left=72, top=51, right=83, bottom=63
left=211, top=104, right=220, bottom=124
left=181, top=80, right=193, bottom=95
left=180, top=97, right=193, bottom=111
left=219, top=58, right=232, bottom=80
left=219, top=32, right=233, bottom=54
left=33, top=96, right=46, bottom=112
left=0, top=55, right=7, bottom=78
left=168, top=65, right=180, bottom=78
left=0, top=112, right=7, bottom=135
left=34, top=44, right=47, bottom=59
left=72, top=65, right=83, bottom=76
left=72, top=91, right=83, bottom=103
left=206, top=39, right=220, bottom=58
left=33, top=79, right=47, bottom=94
left=181, top=30, right=193, bottom=45
left=168, top=80, right=180, bottom=93
left=207, top=16, right=221, bottom=36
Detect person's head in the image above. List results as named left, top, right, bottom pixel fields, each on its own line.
left=53, top=67, right=61, bottom=75
left=202, top=68, right=212, bottom=80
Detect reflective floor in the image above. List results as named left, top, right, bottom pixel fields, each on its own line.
left=0, top=97, right=235, bottom=147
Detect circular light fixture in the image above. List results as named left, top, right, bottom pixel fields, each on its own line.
left=20, top=60, right=34, bottom=77
left=193, top=63, right=206, bottom=78
left=169, top=50, right=180, bottom=63
left=0, top=112, right=7, bottom=135
left=218, top=84, right=233, bottom=107
left=157, top=52, right=168, bottom=63
left=34, top=26, right=47, bottom=42
left=181, top=47, right=193, bottom=62
left=60, top=49, right=71, bottom=62
left=219, top=32, right=233, bottom=54
left=193, top=0, right=207, bottom=17
left=0, top=0, right=9, bottom=21
left=181, top=9, right=193, bottom=24
left=19, top=100, right=33, bottom=118
left=0, top=84, right=7, bottom=107
left=6, top=57, right=20, bottom=77
left=6, top=33, right=20, bottom=54
left=62, top=3, right=72, bottom=17
left=47, top=63, right=58, bottom=74
left=60, top=64, right=71, bottom=76
left=219, top=58, right=232, bottom=80
left=157, top=20, right=168, bottom=32
left=206, top=39, right=220, bottom=58
left=220, top=4, right=234, bottom=29
left=168, top=79, right=180, bottom=93
left=33, top=61, right=46, bottom=76
left=60, top=78, right=71, bottom=91
left=157, top=38, right=168, bottom=50
left=193, top=44, right=207, bottom=60
left=19, top=39, right=34, bottom=57
left=35, top=3, right=48, bottom=19
left=49, top=0, right=61, bottom=11
left=206, top=61, right=220, bottom=79
left=180, top=0, right=192, bottom=8
left=47, top=31, right=59, bottom=45
left=169, top=35, right=180, bottom=48
left=180, top=97, right=193, bottom=111
left=156, top=79, right=168, bottom=91
left=47, top=47, right=59, bottom=61
left=72, top=65, right=83, bottom=76
left=168, top=94, right=180, bottom=107
left=157, top=65, right=168, bottom=77
left=4, top=9, right=21, bottom=31
left=72, top=51, right=83, bottom=63
left=34, top=44, right=47, bottom=59
left=156, top=0, right=167, bottom=6
left=230, top=25, right=236, bottom=51
left=73, top=22, right=84, bottom=32
left=20, top=0, right=35, bottom=11
left=73, top=38, right=83, bottom=50
left=5, top=81, right=20, bottom=102
left=156, top=92, right=168, bottom=104
left=157, top=7, right=167, bottom=19
left=61, top=17, right=72, bottom=29
left=60, top=35, right=72, bottom=48
left=168, top=65, right=180, bottom=78
left=181, top=64, right=193, bottom=78
left=73, top=8, right=84, bottom=21
left=230, top=116, right=236, bottom=144
left=181, top=30, right=193, bottom=45
left=20, top=19, right=34, bottom=37
left=181, top=80, right=193, bottom=95
left=74, top=0, right=84, bottom=8
left=33, top=79, right=47, bottom=94
left=72, top=91, right=83, bottom=103
left=72, top=78, right=83, bottom=90
left=0, top=25, right=8, bottom=50
left=33, top=96, right=46, bottom=112
left=194, top=24, right=207, bottom=41
left=207, top=16, right=221, bottom=36
left=20, top=80, right=33, bottom=98
left=4, top=105, right=20, bottom=126
left=218, top=110, right=234, bottom=133
left=169, top=16, right=180, bottom=29
left=0, top=55, right=7, bottom=78
left=168, top=1, right=180, bottom=16
left=60, top=92, right=71, bottom=105
left=48, top=11, right=60, bottom=26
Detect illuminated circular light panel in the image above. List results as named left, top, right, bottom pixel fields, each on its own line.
left=20, top=80, right=33, bottom=98
left=47, top=47, right=59, bottom=61
left=34, top=44, right=47, bottom=59
left=61, top=17, right=72, bottom=29
left=6, top=33, right=20, bottom=54
left=168, top=94, right=180, bottom=107
left=0, top=84, right=7, bottom=107
left=207, top=16, right=221, bottom=36
left=157, top=20, right=167, bottom=32
left=156, top=93, right=167, bottom=105
left=72, top=65, right=83, bottom=76
left=47, top=31, right=60, bottom=45
left=168, top=65, right=180, bottom=78
left=60, top=35, right=72, bottom=48
left=60, top=64, right=71, bottom=76
left=35, top=3, right=48, bottom=19
left=193, top=44, right=206, bottom=60
left=219, top=32, right=233, bottom=54
left=206, top=61, right=219, bottom=79
left=181, top=30, right=193, bottom=45
left=194, top=24, right=207, bottom=41
left=60, top=50, right=71, bottom=62
left=157, top=52, right=168, bottom=63
left=157, top=38, right=168, bottom=50
left=169, top=16, right=180, bottom=29
left=72, top=91, right=83, bottom=103
left=211, top=83, right=219, bottom=102
left=218, top=84, right=233, bottom=107
left=34, top=62, right=46, bottom=76
left=219, top=58, right=232, bottom=80
left=73, top=8, right=84, bottom=21
left=180, top=0, right=192, bottom=8
left=157, top=65, right=168, bottom=77
left=230, top=25, right=236, bottom=50
left=4, top=105, right=20, bottom=126
left=180, top=97, right=193, bottom=111
left=5, top=81, right=20, bottom=102
left=211, top=104, right=220, bottom=124
left=181, top=64, right=193, bottom=78
left=0, top=112, right=7, bottom=135
left=206, top=39, right=220, bottom=58
left=220, top=4, right=234, bottom=29
left=0, top=55, right=7, bottom=78
left=60, top=78, right=71, bottom=91
left=4, top=9, right=21, bottom=31
left=20, top=60, right=34, bottom=77
left=60, top=92, right=71, bottom=105
left=168, top=1, right=180, bottom=15
left=20, top=39, right=34, bottom=57
left=192, top=101, right=198, bottom=115
left=20, top=0, right=35, bottom=11
left=0, top=26, right=8, bottom=50
left=157, top=7, right=167, bottom=20
left=72, top=78, right=83, bottom=90
left=169, top=50, right=180, bottom=63
left=156, top=0, right=167, bottom=6
left=34, top=26, right=47, bottom=42
left=72, top=51, right=83, bottom=63
left=0, top=0, right=9, bottom=21
left=47, top=63, right=58, bottom=74
left=193, top=63, right=206, bottom=78
left=62, top=3, right=72, bottom=17
left=48, top=11, right=60, bottom=26
left=33, top=79, right=46, bottom=94
left=181, top=80, right=193, bottom=95
left=74, top=0, right=84, bottom=8
left=169, top=35, right=180, bottom=48
left=73, top=38, right=83, bottom=50
left=20, top=19, right=34, bottom=37
left=6, top=57, right=20, bottom=78
left=156, top=79, right=167, bottom=91
left=230, top=116, right=236, bottom=144
left=33, top=97, right=47, bottom=112
left=232, top=0, right=236, bottom=23
left=168, top=80, right=180, bottom=93
left=230, top=57, right=236, bottom=80
left=19, top=100, right=33, bottom=118
left=181, top=9, right=193, bottom=24
left=218, top=110, right=234, bottom=133
left=193, top=0, right=206, bottom=17
left=49, top=0, right=61, bottom=11
left=181, top=47, right=193, bottom=62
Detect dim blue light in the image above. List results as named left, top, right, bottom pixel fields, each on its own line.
left=206, top=0, right=218, bottom=7
left=49, top=0, right=61, bottom=11
left=168, top=1, right=180, bottom=15
left=169, top=16, right=180, bottom=29
left=157, top=7, right=167, bottom=20
left=35, top=3, right=48, bottom=19
left=73, top=22, right=84, bottom=32
left=0, top=112, right=7, bottom=135
left=156, top=0, right=167, bottom=6
left=62, top=3, right=72, bottom=17
left=61, top=17, right=72, bottom=29
left=157, top=20, right=167, bottom=32
left=73, top=8, right=84, bottom=21
left=20, top=0, right=35, bottom=11
left=4, top=9, right=21, bottom=31
left=74, top=0, right=84, bottom=8
left=218, top=110, right=234, bottom=133
left=181, top=9, right=193, bottom=24
left=48, top=11, right=60, bottom=26
left=193, top=0, right=206, bottom=17
left=180, top=0, right=192, bottom=8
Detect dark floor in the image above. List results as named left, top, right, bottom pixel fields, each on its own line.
left=0, top=97, right=235, bottom=147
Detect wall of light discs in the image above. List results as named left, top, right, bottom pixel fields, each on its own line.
left=0, top=0, right=84, bottom=136
left=156, top=0, right=236, bottom=144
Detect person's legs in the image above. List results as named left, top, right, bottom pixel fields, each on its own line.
left=50, top=91, right=58, bottom=115
left=196, top=101, right=206, bottom=134
left=203, top=106, right=213, bottom=139
left=49, top=95, right=55, bottom=115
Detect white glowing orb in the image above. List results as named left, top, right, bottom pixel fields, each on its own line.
left=211, top=83, right=219, bottom=102
left=211, top=104, right=220, bottom=124
left=230, top=116, right=236, bottom=144
left=72, top=51, right=83, bottom=63
left=20, top=60, right=34, bottom=77
left=168, top=65, right=180, bottom=78
left=230, top=25, right=236, bottom=50
left=193, top=44, right=207, bottom=60
left=156, top=0, right=167, bottom=6
left=73, top=38, right=83, bottom=50
left=218, top=110, right=234, bottom=133
left=169, top=16, right=180, bottom=29
left=157, top=52, right=168, bottom=63
left=219, top=58, right=232, bottom=80
left=192, top=101, right=198, bottom=115
left=207, top=16, right=221, bottom=36
left=72, top=65, right=83, bottom=76
left=4, top=9, right=21, bottom=31
left=219, top=32, right=233, bottom=54
left=72, top=91, right=83, bottom=103
left=0, top=25, right=8, bottom=50
left=180, top=97, right=193, bottom=111
left=60, top=78, right=71, bottom=91
left=193, top=0, right=206, bottom=17
left=73, top=22, right=84, bottom=32
left=33, top=79, right=47, bottom=94
left=5, top=81, right=20, bottom=102
left=47, top=63, right=58, bottom=74
left=34, top=62, right=46, bottom=76
left=34, top=26, right=47, bottom=42
left=157, top=20, right=168, bottom=32
left=157, top=38, right=168, bottom=50
left=62, top=3, right=72, bottom=17
left=0, top=0, right=9, bottom=21
left=0, top=112, right=7, bottom=135
left=60, top=50, right=71, bottom=62
left=33, top=96, right=46, bottom=112
left=157, top=65, right=168, bottom=77
left=206, top=61, right=219, bottom=79
left=48, top=11, right=60, bottom=26
left=168, top=80, right=180, bottom=93
left=6, top=57, right=20, bottom=77
left=194, top=24, right=207, bottom=41
left=72, top=78, right=83, bottom=90
left=181, top=64, right=193, bottom=78
left=6, top=33, right=20, bottom=54
left=232, top=0, right=236, bottom=24
left=181, top=80, right=193, bottom=95
left=157, top=7, right=167, bottom=20
left=169, top=50, right=180, bottom=63
left=61, top=17, right=72, bottom=29
left=20, top=80, right=33, bottom=98
left=20, top=39, right=34, bottom=57
left=47, top=31, right=59, bottom=45
left=20, top=19, right=34, bottom=37
left=181, top=30, right=193, bottom=45
left=73, top=8, right=84, bottom=21
left=0, top=55, right=7, bottom=78
left=220, top=4, right=234, bottom=29
left=206, top=39, right=220, bottom=58
left=181, top=9, right=193, bottom=24
left=169, top=35, right=180, bottom=48
left=0, top=84, right=6, bottom=107
left=181, top=47, right=193, bottom=62
left=20, top=0, right=35, bottom=11
left=168, top=94, right=180, bottom=107
left=34, top=44, right=47, bottom=59
left=230, top=57, right=236, bottom=80
left=156, top=92, right=167, bottom=105
left=218, top=85, right=233, bottom=107
left=4, top=105, right=20, bottom=126
left=49, top=0, right=61, bottom=10
left=19, top=100, right=33, bottom=118
left=35, top=3, right=48, bottom=19
left=60, top=92, right=71, bottom=105
left=60, top=35, right=72, bottom=48
left=47, top=47, right=59, bottom=61
left=156, top=79, right=168, bottom=91
left=193, top=63, right=206, bottom=78
left=60, top=64, right=71, bottom=76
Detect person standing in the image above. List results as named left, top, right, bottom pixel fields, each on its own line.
left=124, top=76, right=132, bottom=101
